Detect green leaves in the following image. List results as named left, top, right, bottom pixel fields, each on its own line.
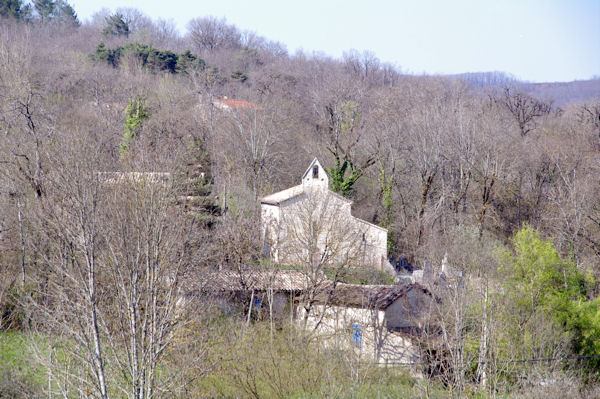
left=502, top=225, right=585, bottom=316
left=102, top=13, right=129, bottom=37
left=327, top=159, right=361, bottom=197
left=91, top=42, right=205, bottom=76
left=120, top=98, right=149, bottom=157
left=499, top=225, right=599, bottom=370
left=0, top=0, right=26, bottom=20
left=33, top=0, right=78, bottom=25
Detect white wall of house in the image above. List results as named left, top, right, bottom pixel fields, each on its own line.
left=298, top=304, right=419, bottom=365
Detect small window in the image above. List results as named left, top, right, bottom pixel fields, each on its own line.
left=313, top=165, right=319, bottom=178
left=352, top=323, right=362, bottom=347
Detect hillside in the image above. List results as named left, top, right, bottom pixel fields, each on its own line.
left=451, top=71, right=600, bottom=105
left=0, top=6, right=599, bottom=399
left=520, top=78, right=600, bottom=105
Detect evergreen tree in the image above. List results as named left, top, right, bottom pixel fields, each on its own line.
left=0, top=0, right=25, bottom=19
left=54, top=0, right=78, bottom=26
left=33, top=0, right=54, bottom=22
left=30, top=0, right=78, bottom=25
left=175, top=50, right=205, bottom=74
left=103, top=13, right=129, bottom=37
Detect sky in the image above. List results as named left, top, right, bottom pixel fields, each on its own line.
left=69, top=0, right=600, bottom=83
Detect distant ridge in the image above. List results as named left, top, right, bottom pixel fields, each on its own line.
left=448, top=71, right=600, bottom=105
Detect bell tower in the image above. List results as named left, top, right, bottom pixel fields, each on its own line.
left=301, top=158, right=329, bottom=191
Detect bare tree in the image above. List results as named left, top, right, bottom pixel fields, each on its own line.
left=577, top=101, right=600, bottom=149
left=187, top=16, right=241, bottom=54
left=269, top=190, right=366, bottom=328
left=494, top=86, right=552, bottom=137
left=213, top=99, right=285, bottom=200
left=20, top=118, right=203, bottom=398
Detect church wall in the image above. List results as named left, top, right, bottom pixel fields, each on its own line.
left=260, top=158, right=391, bottom=273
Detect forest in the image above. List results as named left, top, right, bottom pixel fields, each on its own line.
left=1, top=2, right=600, bottom=398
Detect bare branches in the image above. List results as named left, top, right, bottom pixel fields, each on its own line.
left=494, top=86, right=552, bottom=137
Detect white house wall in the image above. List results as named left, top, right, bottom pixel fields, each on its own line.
left=299, top=304, right=419, bottom=365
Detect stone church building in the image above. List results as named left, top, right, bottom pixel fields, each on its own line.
left=259, top=159, right=393, bottom=273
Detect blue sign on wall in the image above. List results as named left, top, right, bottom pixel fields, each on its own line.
left=352, top=323, right=362, bottom=347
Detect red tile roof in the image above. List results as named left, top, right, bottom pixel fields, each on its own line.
left=215, top=98, right=264, bottom=111
left=200, top=269, right=308, bottom=291
left=311, top=282, right=429, bottom=310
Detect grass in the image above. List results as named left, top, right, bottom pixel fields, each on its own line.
left=0, top=331, right=45, bottom=398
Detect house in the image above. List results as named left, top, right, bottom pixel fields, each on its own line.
left=213, top=97, right=264, bottom=111
left=187, top=269, right=309, bottom=321
left=259, top=158, right=394, bottom=273
left=298, top=282, right=433, bottom=365
left=182, top=268, right=433, bottom=365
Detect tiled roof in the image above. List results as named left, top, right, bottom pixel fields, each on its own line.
left=201, top=269, right=307, bottom=291
left=258, top=184, right=304, bottom=205
left=311, top=282, right=428, bottom=310
left=259, top=184, right=352, bottom=206
left=215, top=98, right=264, bottom=110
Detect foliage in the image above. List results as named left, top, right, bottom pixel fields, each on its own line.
left=196, top=322, right=445, bottom=398
left=120, top=97, right=148, bottom=156
left=230, top=68, right=248, bottom=82
left=327, top=157, right=364, bottom=197
left=102, top=12, right=129, bottom=37
left=325, top=101, right=374, bottom=197
left=2, top=11, right=600, bottom=396
left=0, top=0, right=27, bottom=19
left=91, top=42, right=116, bottom=66
left=175, top=49, right=206, bottom=75
left=33, top=0, right=78, bottom=25
left=91, top=42, right=205, bottom=75
left=567, top=297, right=600, bottom=371
left=378, top=160, right=395, bottom=252
left=501, top=225, right=586, bottom=315
left=499, top=225, right=599, bottom=374
left=32, top=0, right=52, bottom=20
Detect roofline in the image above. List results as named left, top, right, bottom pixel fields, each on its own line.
left=328, top=190, right=353, bottom=204
left=259, top=199, right=280, bottom=206
left=258, top=188, right=305, bottom=206
left=355, top=218, right=387, bottom=232
left=305, top=283, right=430, bottom=310
left=301, top=157, right=330, bottom=180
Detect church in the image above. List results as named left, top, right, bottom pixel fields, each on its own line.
left=259, top=159, right=393, bottom=273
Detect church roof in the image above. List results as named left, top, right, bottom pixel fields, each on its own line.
left=259, top=158, right=352, bottom=206
left=259, top=184, right=304, bottom=205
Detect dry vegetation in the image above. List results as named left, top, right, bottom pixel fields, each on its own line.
left=0, top=5, right=600, bottom=398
